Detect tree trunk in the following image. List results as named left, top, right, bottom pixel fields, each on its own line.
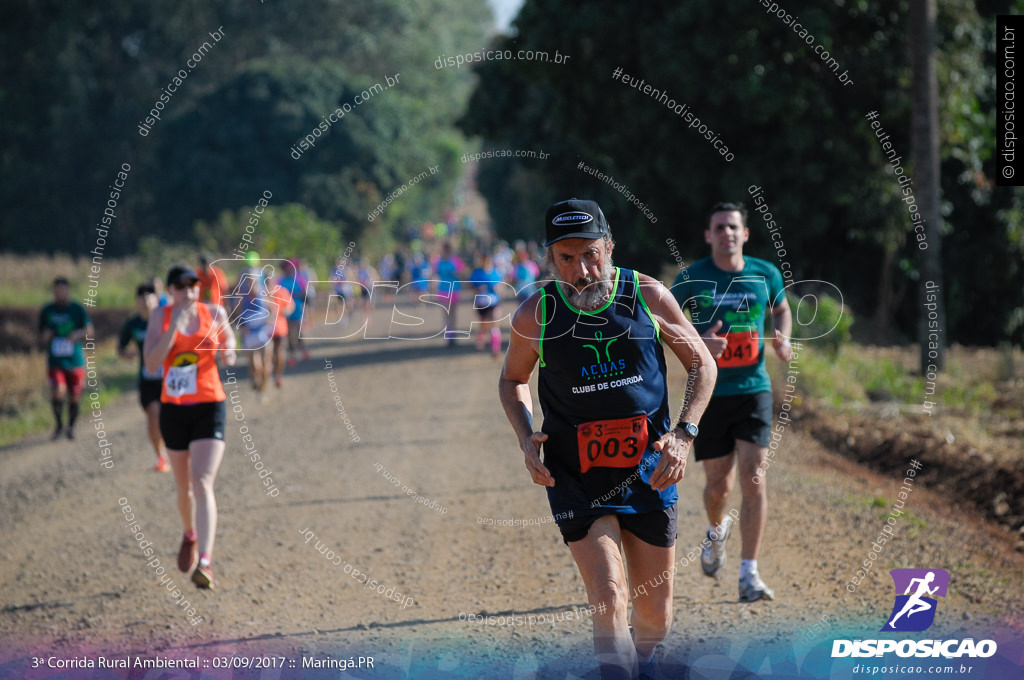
left=874, top=241, right=897, bottom=340
left=911, top=0, right=945, bottom=374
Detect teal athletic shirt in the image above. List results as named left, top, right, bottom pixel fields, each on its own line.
left=39, top=302, right=90, bottom=370
left=671, top=256, right=785, bottom=396
left=118, top=314, right=163, bottom=382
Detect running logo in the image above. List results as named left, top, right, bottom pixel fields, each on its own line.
left=881, top=568, right=949, bottom=632
left=579, top=331, right=626, bottom=380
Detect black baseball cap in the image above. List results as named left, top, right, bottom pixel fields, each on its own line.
left=166, top=265, right=200, bottom=287
left=136, top=283, right=157, bottom=296
left=544, top=199, right=610, bottom=247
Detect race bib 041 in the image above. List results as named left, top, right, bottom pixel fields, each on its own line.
left=718, top=330, right=759, bottom=368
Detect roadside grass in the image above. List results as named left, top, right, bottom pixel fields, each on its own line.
left=830, top=494, right=928, bottom=538
left=0, top=253, right=147, bottom=308
left=0, top=341, right=136, bottom=448
left=769, top=342, right=1019, bottom=418
left=0, top=240, right=216, bottom=309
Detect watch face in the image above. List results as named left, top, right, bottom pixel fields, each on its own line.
left=684, top=423, right=699, bottom=438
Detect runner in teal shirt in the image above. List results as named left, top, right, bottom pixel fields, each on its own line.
left=672, top=255, right=785, bottom=396
left=39, top=277, right=93, bottom=440
left=670, top=202, right=793, bottom=604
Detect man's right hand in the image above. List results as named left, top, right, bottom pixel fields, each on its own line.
left=520, top=431, right=554, bottom=487
left=701, top=320, right=727, bottom=358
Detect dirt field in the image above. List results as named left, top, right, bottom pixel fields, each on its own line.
left=1, top=302, right=1022, bottom=679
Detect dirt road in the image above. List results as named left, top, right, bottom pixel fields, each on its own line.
left=1, top=302, right=1022, bottom=679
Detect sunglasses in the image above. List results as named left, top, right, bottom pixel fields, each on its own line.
left=171, top=280, right=200, bottom=291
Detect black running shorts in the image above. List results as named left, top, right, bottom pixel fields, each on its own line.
left=692, top=391, right=773, bottom=461
left=557, top=505, right=677, bottom=548
left=159, top=401, right=226, bottom=451
left=139, top=379, right=163, bottom=410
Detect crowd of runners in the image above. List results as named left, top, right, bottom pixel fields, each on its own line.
left=38, top=198, right=794, bottom=677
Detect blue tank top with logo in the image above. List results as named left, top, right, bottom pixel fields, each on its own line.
left=537, top=268, right=675, bottom=518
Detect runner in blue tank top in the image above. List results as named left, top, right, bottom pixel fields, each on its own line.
left=500, top=199, right=716, bottom=680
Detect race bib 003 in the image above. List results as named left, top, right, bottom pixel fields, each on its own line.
left=577, top=414, right=648, bottom=474
left=718, top=330, right=759, bottom=368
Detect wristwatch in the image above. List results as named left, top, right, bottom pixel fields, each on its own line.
left=676, top=422, right=699, bottom=439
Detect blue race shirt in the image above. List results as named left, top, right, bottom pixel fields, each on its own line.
left=470, top=266, right=501, bottom=308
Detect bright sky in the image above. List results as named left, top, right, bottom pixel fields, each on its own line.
left=487, top=0, right=524, bottom=32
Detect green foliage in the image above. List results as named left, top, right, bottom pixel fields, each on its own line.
left=775, top=346, right=860, bottom=407
left=940, top=380, right=999, bottom=415
left=193, top=204, right=344, bottom=277
left=459, top=0, right=1024, bottom=346
left=5, top=0, right=1024, bottom=346
left=137, top=237, right=201, bottom=288
left=778, top=342, right=1001, bottom=415
left=777, top=345, right=915, bottom=405
left=790, top=292, right=853, bottom=356
left=0, top=0, right=491, bottom=256
left=0, top=253, right=146, bottom=308
left=840, top=494, right=925, bottom=534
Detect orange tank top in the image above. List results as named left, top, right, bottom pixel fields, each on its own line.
left=160, top=303, right=227, bottom=405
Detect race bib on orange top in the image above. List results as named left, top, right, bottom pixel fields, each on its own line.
left=718, top=330, right=759, bottom=368
left=577, top=414, right=648, bottom=474
left=165, top=354, right=199, bottom=398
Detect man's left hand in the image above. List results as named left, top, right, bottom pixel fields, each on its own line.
left=772, top=330, right=793, bottom=361
left=648, top=430, right=690, bottom=491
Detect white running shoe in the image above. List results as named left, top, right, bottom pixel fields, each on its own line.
left=739, top=571, right=775, bottom=602
left=700, top=515, right=733, bottom=577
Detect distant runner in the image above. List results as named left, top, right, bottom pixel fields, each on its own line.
left=435, top=242, right=465, bottom=346
left=235, top=272, right=273, bottom=396
left=197, top=254, right=227, bottom=307
left=500, top=199, right=716, bottom=680
left=512, top=244, right=540, bottom=303
left=470, top=252, right=503, bottom=357
left=330, top=258, right=354, bottom=327
left=118, top=283, right=168, bottom=470
left=39, top=277, right=94, bottom=440
left=671, top=202, right=793, bottom=603
left=279, top=260, right=310, bottom=365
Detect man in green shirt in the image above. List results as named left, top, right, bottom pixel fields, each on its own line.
left=39, top=277, right=94, bottom=440
left=671, top=202, right=793, bottom=602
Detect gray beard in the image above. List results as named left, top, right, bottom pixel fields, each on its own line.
left=558, top=259, right=615, bottom=311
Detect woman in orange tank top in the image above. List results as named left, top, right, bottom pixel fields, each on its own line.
left=144, top=265, right=236, bottom=590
